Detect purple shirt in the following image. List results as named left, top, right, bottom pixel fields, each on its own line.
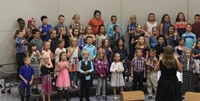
left=94, top=58, right=109, bottom=76
left=131, top=56, right=146, bottom=72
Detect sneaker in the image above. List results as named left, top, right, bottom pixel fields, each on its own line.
left=74, top=85, right=79, bottom=89
left=114, top=96, right=118, bottom=100
left=148, top=96, right=152, bottom=100
left=102, top=96, right=107, bottom=100
left=96, top=95, right=101, bottom=100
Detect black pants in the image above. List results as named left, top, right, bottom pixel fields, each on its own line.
left=80, top=78, right=90, bottom=100
left=20, top=86, right=31, bottom=101
left=16, top=53, right=26, bottom=81
left=132, top=71, right=144, bottom=90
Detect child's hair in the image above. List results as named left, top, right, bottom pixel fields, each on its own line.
left=187, top=23, right=192, bottom=27
left=130, top=15, right=136, bottom=20
left=111, top=15, right=117, bottom=20
left=32, top=29, right=40, bottom=35
left=86, top=36, right=93, bottom=41
left=23, top=56, right=30, bottom=62
left=116, top=38, right=126, bottom=50
left=113, top=25, right=119, bottom=31
left=41, top=15, right=47, bottom=21
left=113, top=52, right=120, bottom=62
left=176, top=12, right=186, bottom=22
left=59, top=27, right=65, bottom=34
left=27, top=18, right=35, bottom=28
left=27, top=42, right=37, bottom=57
left=40, top=55, right=49, bottom=65
left=57, top=39, right=65, bottom=47
left=72, top=14, right=80, bottom=20
left=150, top=48, right=157, bottom=53
left=43, top=41, right=50, bottom=49
left=166, top=25, right=175, bottom=37
left=135, top=48, right=143, bottom=54
left=98, top=24, right=106, bottom=35
left=14, top=30, right=22, bottom=39
left=69, top=37, right=77, bottom=47
left=50, top=29, right=56, bottom=35
left=184, top=49, right=192, bottom=57
left=72, top=27, right=80, bottom=37
left=94, top=10, right=101, bottom=17
left=96, top=48, right=107, bottom=60
left=152, top=26, right=158, bottom=32
left=82, top=50, right=89, bottom=55
left=148, top=13, right=155, bottom=21
left=58, top=15, right=64, bottom=19
left=135, top=36, right=149, bottom=48
left=195, top=40, right=200, bottom=48
left=194, top=14, right=200, bottom=18
left=84, top=25, right=92, bottom=34
left=58, top=51, right=66, bottom=62
left=160, top=14, right=171, bottom=25
left=17, top=18, right=24, bottom=23
left=101, top=39, right=110, bottom=48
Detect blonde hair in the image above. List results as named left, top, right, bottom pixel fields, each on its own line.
left=40, top=55, right=49, bottom=65
left=184, top=49, right=192, bottom=58
left=69, top=37, right=77, bottom=47
left=135, top=36, right=149, bottom=49
left=59, top=27, right=65, bottom=34
left=84, top=25, right=92, bottom=34
left=72, top=14, right=80, bottom=20
left=49, top=29, right=56, bottom=35
left=96, top=48, right=107, bottom=60
left=130, top=15, right=136, bottom=20
left=82, top=50, right=89, bottom=55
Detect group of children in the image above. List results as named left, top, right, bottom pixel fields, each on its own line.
left=15, top=10, right=200, bottom=101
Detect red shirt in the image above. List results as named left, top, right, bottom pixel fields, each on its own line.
left=88, top=18, right=104, bottom=35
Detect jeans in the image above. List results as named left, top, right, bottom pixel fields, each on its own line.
left=80, top=79, right=90, bottom=100
left=96, top=78, right=106, bottom=96
left=132, top=71, right=144, bottom=90
left=20, top=86, right=31, bottom=101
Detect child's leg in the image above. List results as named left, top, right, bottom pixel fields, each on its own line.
left=147, top=73, right=153, bottom=96
left=132, top=71, right=138, bottom=90
left=47, top=93, right=51, bottom=101
left=120, top=87, right=124, bottom=92
left=138, top=72, right=144, bottom=90
left=96, top=78, right=102, bottom=96
left=42, top=93, right=46, bottom=101
left=20, top=86, right=25, bottom=101
left=58, top=89, right=63, bottom=101
left=64, top=88, right=70, bottom=101
left=26, top=86, right=31, bottom=101
left=113, top=87, right=117, bottom=97
left=85, top=80, right=90, bottom=100
left=152, top=73, right=158, bottom=94
left=79, top=78, right=85, bottom=100
left=102, top=78, right=106, bottom=97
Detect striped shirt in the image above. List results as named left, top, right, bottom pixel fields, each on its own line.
left=131, top=56, right=146, bottom=72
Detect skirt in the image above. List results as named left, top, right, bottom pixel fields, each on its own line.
left=31, top=63, right=41, bottom=78
left=181, top=71, right=194, bottom=94
left=110, top=72, right=125, bottom=87
left=41, top=74, right=52, bottom=94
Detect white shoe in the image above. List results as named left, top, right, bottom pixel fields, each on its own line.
left=114, top=96, right=117, bottom=100
left=74, top=85, right=79, bottom=89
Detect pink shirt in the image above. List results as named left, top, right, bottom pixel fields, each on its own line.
left=42, top=50, right=53, bottom=67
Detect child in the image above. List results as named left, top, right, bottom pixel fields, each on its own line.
left=27, top=18, right=37, bottom=42
left=55, top=40, right=66, bottom=64
left=96, top=24, right=108, bottom=49
left=146, top=49, right=158, bottom=100
left=78, top=51, right=94, bottom=101
left=107, top=15, right=122, bottom=38
left=144, top=13, right=158, bottom=36
left=69, top=14, right=84, bottom=35
left=174, top=38, right=188, bottom=59
left=175, top=12, right=187, bottom=37
left=19, top=57, right=34, bottom=101
left=94, top=48, right=109, bottom=100
left=110, top=53, right=125, bottom=100
left=17, top=18, right=26, bottom=37
left=30, top=29, right=43, bottom=52
left=166, top=25, right=179, bottom=48
left=40, top=55, right=52, bottom=101
left=58, top=27, right=69, bottom=48
left=154, top=35, right=167, bottom=58
left=110, top=25, right=124, bottom=49
left=15, top=30, right=27, bottom=81
left=159, top=14, right=171, bottom=36
left=54, top=15, right=68, bottom=38
left=181, top=49, right=195, bottom=95
left=72, top=27, right=84, bottom=50
left=56, top=52, right=71, bottom=101
left=192, top=14, right=200, bottom=40
left=83, top=25, right=96, bottom=44
left=182, top=24, right=197, bottom=49
left=131, top=49, right=146, bottom=90
left=27, top=43, right=41, bottom=94
left=67, top=38, right=81, bottom=88
left=149, top=26, right=159, bottom=48
left=49, top=29, right=58, bottom=54
left=88, top=10, right=104, bottom=36
left=39, top=15, right=53, bottom=41
left=135, top=36, right=150, bottom=59
left=101, top=39, right=112, bottom=67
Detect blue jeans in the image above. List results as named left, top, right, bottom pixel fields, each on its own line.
left=20, top=86, right=31, bottom=101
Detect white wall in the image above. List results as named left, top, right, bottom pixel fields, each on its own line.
left=0, top=0, right=198, bottom=69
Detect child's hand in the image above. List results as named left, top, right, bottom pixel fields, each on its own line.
left=192, top=64, right=196, bottom=69
left=30, top=80, right=33, bottom=85
left=24, top=80, right=28, bottom=84
left=144, top=75, right=146, bottom=78
left=39, top=27, right=42, bottom=32
left=100, top=74, right=104, bottom=78
left=131, top=74, right=134, bottom=78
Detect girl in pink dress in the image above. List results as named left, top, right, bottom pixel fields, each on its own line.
left=56, top=51, right=71, bottom=101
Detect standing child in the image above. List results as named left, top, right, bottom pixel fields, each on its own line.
left=159, top=14, right=171, bottom=36
left=27, top=18, right=37, bottom=42
left=19, top=57, right=34, bottom=101
left=30, top=29, right=43, bottom=52
left=144, top=13, right=158, bottom=36
left=166, top=25, right=179, bottom=48
left=69, top=14, right=84, bottom=35
left=110, top=53, right=125, bottom=100
left=107, top=15, right=122, bottom=38
left=94, top=48, right=109, bottom=100
left=110, top=25, right=124, bottom=49
left=84, top=25, right=96, bottom=44
left=55, top=40, right=66, bottom=64
left=39, top=15, right=53, bottom=41
left=149, top=26, right=159, bottom=48
left=146, top=49, right=158, bottom=100
left=49, top=29, right=58, bottom=54
left=131, top=49, right=146, bottom=91
left=78, top=51, right=94, bottom=101
left=96, top=24, right=108, bottom=49
left=175, top=12, right=187, bottom=37
left=17, top=18, right=26, bottom=37
left=135, top=36, right=150, bottom=59
left=154, top=35, right=167, bottom=58
left=192, top=14, right=200, bottom=40
left=174, top=38, right=188, bottom=59
left=54, top=15, right=68, bottom=38
left=56, top=52, right=71, bottom=101
left=40, top=55, right=52, bottom=101
left=182, top=24, right=197, bottom=49
left=71, top=27, right=84, bottom=50
left=58, top=28, right=69, bottom=48
left=181, top=49, right=196, bottom=95
left=67, top=38, right=81, bottom=88
left=15, top=30, right=27, bottom=81
left=101, top=39, right=112, bottom=67
left=27, top=43, right=41, bottom=94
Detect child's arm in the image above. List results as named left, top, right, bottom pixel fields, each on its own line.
left=159, top=23, right=163, bottom=35
left=50, top=51, right=55, bottom=60
left=30, top=75, right=34, bottom=85
left=144, top=61, right=146, bottom=78
left=78, top=61, right=84, bottom=74
left=15, top=38, right=23, bottom=46
left=92, top=47, right=97, bottom=60
left=131, top=59, right=134, bottom=78
left=119, top=62, right=124, bottom=72
left=110, top=63, right=116, bottom=72
left=87, top=61, right=94, bottom=74
left=19, top=75, right=28, bottom=84
left=154, top=61, right=160, bottom=72
left=144, top=22, right=147, bottom=32
left=193, top=37, right=197, bottom=49
left=67, top=48, right=73, bottom=58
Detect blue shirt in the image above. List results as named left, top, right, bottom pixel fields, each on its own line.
left=19, top=65, right=34, bottom=86
left=40, top=24, right=52, bottom=41
left=82, top=44, right=97, bottom=60
left=149, top=36, right=158, bottom=48
left=182, top=32, right=196, bottom=49
left=78, top=60, right=94, bottom=80
left=15, top=37, right=26, bottom=54
left=107, top=23, right=122, bottom=38
left=127, top=23, right=138, bottom=32
left=30, top=38, right=43, bottom=52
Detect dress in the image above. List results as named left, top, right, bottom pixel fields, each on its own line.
left=56, top=61, right=71, bottom=88
left=156, top=60, right=182, bottom=101
left=68, top=47, right=79, bottom=80
left=110, top=62, right=125, bottom=87
left=30, top=52, right=41, bottom=78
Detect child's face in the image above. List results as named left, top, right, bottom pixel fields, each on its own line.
left=19, top=20, right=25, bottom=28
left=61, top=29, right=66, bottom=34
left=50, top=31, right=56, bottom=38
left=87, top=27, right=92, bottom=34
left=42, top=18, right=48, bottom=25
left=197, top=42, right=200, bottom=48
left=136, top=50, right=143, bottom=57
left=104, top=40, right=109, bottom=47
left=138, top=37, right=145, bottom=44
left=168, top=26, right=175, bottom=34
left=115, top=27, right=120, bottom=33
left=34, top=32, right=40, bottom=39
left=100, top=26, right=105, bottom=33
left=24, top=58, right=31, bottom=65
left=158, top=37, right=164, bottom=45
left=99, top=51, right=105, bottom=58
left=111, top=17, right=117, bottom=24
left=74, top=16, right=80, bottom=23
left=114, top=53, right=120, bottom=62
left=150, top=51, right=156, bottom=57
left=149, top=14, right=155, bottom=21
left=61, top=53, right=67, bottom=61
left=195, top=16, right=200, bottom=22
left=136, top=25, right=142, bottom=32
left=72, top=40, right=77, bottom=46
left=152, top=28, right=158, bottom=36
left=83, top=52, right=89, bottom=60
left=179, top=40, right=185, bottom=46
left=130, top=18, right=136, bottom=23
left=44, top=57, right=49, bottom=63
left=95, top=13, right=101, bottom=20
left=31, top=19, right=36, bottom=26
left=59, top=41, right=65, bottom=48
left=32, top=46, right=37, bottom=51
left=185, top=51, right=191, bottom=58
left=164, top=16, right=170, bottom=22
left=186, top=25, right=192, bottom=32
left=17, top=32, right=24, bottom=38
left=179, top=14, right=184, bottom=21
left=74, top=29, right=79, bottom=36
left=59, top=17, right=65, bottom=24
left=118, top=39, right=123, bottom=46
left=86, top=38, right=93, bottom=45
left=45, top=42, right=50, bottom=50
